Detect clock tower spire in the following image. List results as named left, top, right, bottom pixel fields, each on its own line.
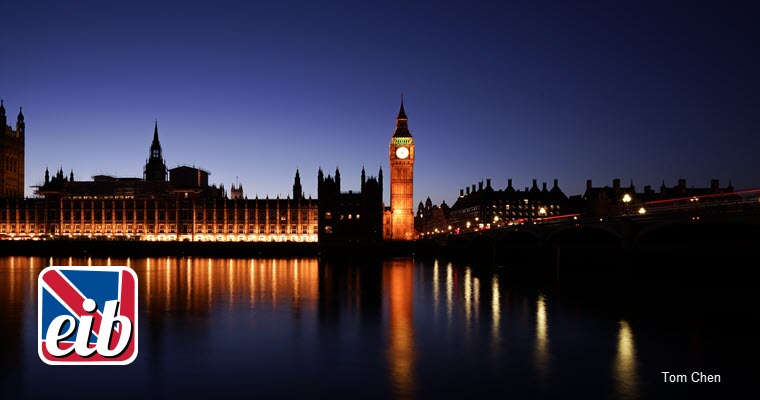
left=388, top=99, right=415, bottom=240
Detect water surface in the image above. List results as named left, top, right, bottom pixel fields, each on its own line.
left=0, top=256, right=753, bottom=399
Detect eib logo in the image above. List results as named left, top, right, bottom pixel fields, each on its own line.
left=38, top=266, right=138, bottom=365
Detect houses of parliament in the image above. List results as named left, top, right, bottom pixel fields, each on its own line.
left=0, top=100, right=416, bottom=243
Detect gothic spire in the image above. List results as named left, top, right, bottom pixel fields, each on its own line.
left=153, top=120, right=159, bottom=143
left=397, top=95, right=407, bottom=120
left=15, top=106, right=25, bottom=133
left=145, top=120, right=167, bottom=181
left=392, top=98, right=412, bottom=138
left=149, top=120, right=162, bottom=160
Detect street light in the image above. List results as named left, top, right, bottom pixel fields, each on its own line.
left=622, top=193, right=632, bottom=216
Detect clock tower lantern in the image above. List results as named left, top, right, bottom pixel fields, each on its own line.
left=389, top=100, right=415, bottom=240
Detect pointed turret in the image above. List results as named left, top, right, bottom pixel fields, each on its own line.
left=392, top=98, right=412, bottom=138
left=16, top=106, right=25, bottom=135
left=0, top=100, right=6, bottom=130
left=293, top=169, right=303, bottom=200
left=144, top=120, right=167, bottom=181
left=150, top=120, right=161, bottom=159
left=398, top=98, right=407, bottom=120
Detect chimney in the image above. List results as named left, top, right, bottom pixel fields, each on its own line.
left=711, top=179, right=719, bottom=192
left=460, top=189, right=464, bottom=197
left=466, top=187, right=470, bottom=195
left=478, top=181, right=484, bottom=191
left=508, top=178, right=513, bottom=188
left=553, top=179, right=558, bottom=188
left=472, top=184, right=476, bottom=193
left=532, top=179, right=538, bottom=188
left=486, top=178, right=491, bottom=188
left=542, top=182, right=547, bottom=191
left=613, top=178, right=621, bottom=190
left=586, top=179, right=592, bottom=191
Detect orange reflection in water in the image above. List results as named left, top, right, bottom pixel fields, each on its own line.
left=0, top=257, right=36, bottom=384
left=134, top=258, right=318, bottom=317
left=384, top=259, right=416, bottom=400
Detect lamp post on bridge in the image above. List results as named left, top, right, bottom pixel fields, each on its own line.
left=622, top=193, right=632, bottom=216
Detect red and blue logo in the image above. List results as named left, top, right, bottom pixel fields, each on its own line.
left=38, top=266, right=138, bottom=365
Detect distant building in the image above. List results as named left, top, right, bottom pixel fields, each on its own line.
left=583, top=178, right=738, bottom=217
left=415, top=197, right=449, bottom=235
left=0, top=101, right=24, bottom=198
left=447, top=178, right=569, bottom=231
left=318, top=167, right=384, bottom=244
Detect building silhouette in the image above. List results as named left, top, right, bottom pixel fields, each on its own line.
left=144, top=121, right=168, bottom=181
left=415, top=197, right=450, bottom=235
left=318, top=166, right=384, bottom=244
left=0, top=124, right=318, bottom=241
left=0, top=101, right=24, bottom=198
left=0, top=101, right=414, bottom=242
left=582, top=178, right=738, bottom=218
left=387, top=100, right=416, bottom=240
left=439, top=178, right=569, bottom=232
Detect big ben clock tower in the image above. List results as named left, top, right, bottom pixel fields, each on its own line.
left=389, top=99, right=415, bottom=240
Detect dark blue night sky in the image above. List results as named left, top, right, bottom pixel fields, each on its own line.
left=1, top=0, right=758, bottom=206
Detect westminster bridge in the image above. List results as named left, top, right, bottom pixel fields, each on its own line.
left=422, top=192, right=760, bottom=271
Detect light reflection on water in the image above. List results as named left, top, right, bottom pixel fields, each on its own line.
left=491, top=275, right=501, bottom=352
left=535, top=293, right=549, bottom=378
left=0, top=255, right=738, bottom=399
left=384, top=260, right=415, bottom=400
left=615, top=320, right=638, bottom=400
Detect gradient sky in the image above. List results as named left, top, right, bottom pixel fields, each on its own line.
left=1, top=0, right=758, bottom=206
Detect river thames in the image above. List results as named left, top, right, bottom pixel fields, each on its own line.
left=0, top=256, right=754, bottom=399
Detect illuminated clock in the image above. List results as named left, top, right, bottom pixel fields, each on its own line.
left=396, top=146, right=409, bottom=159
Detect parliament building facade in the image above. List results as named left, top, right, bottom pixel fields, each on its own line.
left=0, top=103, right=414, bottom=243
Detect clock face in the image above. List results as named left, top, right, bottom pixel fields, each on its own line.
left=396, top=146, right=409, bottom=159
